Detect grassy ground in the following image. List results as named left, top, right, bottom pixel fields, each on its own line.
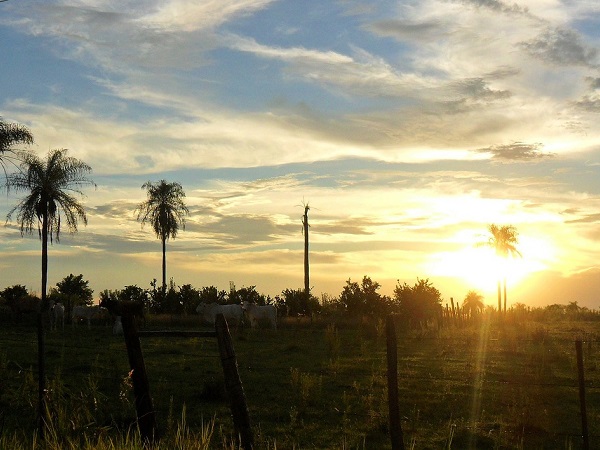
left=0, top=313, right=598, bottom=449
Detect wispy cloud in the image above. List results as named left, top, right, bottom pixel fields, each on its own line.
left=227, top=36, right=426, bottom=95
left=135, top=0, right=276, bottom=32
left=476, top=142, right=555, bottom=161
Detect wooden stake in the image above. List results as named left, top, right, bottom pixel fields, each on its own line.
left=216, top=313, right=253, bottom=450
left=121, top=314, right=157, bottom=443
left=386, top=316, right=405, bottom=450
left=576, top=339, right=589, bottom=450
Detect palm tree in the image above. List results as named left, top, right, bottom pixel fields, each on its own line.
left=5, top=148, right=94, bottom=435
left=0, top=117, right=33, bottom=175
left=136, top=180, right=189, bottom=294
left=463, top=290, right=484, bottom=318
left=481, top=224, right=521, bottom=314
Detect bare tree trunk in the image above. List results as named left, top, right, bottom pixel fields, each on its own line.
left=303, top=205, right=309, bottom=307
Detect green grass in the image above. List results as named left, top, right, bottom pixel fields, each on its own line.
left=0, top=313, right=598, bottom=448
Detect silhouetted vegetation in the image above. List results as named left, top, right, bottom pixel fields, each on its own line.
left=0, top=117, right=33, bottom=174
left=393, top=277, right=442, bottom=329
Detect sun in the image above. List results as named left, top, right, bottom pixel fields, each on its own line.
left=426, top=234, right=554, bottom=295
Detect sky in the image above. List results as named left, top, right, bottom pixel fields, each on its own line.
left=0, top=0, right=599, bottom=309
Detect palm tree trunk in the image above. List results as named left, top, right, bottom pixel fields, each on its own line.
left=497, top=279, right=501, bottom=312
left=503, top=277, right=507, bottom=314
left=38, top=212, right=49, bottom=436
left=161, top=235, right=167, bottom=295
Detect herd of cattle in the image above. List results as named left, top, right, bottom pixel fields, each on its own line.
left=195, top=301, right=277, bottom=329
left=4, top=298, right=277, bottom=333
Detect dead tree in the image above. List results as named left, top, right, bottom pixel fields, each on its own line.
left=302, top=202, right=310, bottom=304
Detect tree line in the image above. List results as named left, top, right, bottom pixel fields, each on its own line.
left=0, top=272, right=478, bottom=329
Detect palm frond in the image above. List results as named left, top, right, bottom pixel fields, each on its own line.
left=136, top=179, right=189, bottom=241
left=5, top=149, right=94, bottom=241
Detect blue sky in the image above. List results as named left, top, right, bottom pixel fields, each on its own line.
left=1, top=0, right=599, bottom=308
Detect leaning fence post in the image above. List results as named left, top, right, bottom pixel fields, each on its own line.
left=575, top=339, right=589, bottom=450
left=121, top=313, right=157, bottom=443
left=215, top=313, right=253, bottom=450
left=386, top=315, right=405, bottom=450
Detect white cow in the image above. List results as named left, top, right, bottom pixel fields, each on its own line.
left=51, top=302, right=65, bottom=330
left=196, top=302, right=243, bottom=326
left=113, top=316, right=123, bottom=335
left=72, top=305, right=105, bottom=328
left=242, top=301, right=277, bottom=329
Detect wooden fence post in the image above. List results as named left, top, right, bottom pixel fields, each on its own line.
left=386, top=315, right=405, bottom=450
left=215, top=313, right=253, bottom=450
left=575, top=339, right=589, bottom=450
left=37, top=312, right=47, bottom=438
left=121, top=314, right=157, bottom=443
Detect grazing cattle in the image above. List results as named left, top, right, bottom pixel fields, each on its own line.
left=196, top=302, right=243, bottom=326
left=51, top=302, right=65, bottom=330
left=99, top=298, right=146, bottom=327
left=242, top=301, right=277, bottom=329
left=72, top=305, right=105, bottom=328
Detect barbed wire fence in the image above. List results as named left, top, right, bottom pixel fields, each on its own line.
left=0, top=319, right=598, bottom=448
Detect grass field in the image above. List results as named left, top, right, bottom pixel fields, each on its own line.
left=0, top=313, right=598, bottom=449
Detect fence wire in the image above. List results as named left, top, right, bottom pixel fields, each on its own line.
left=0, top=325, right=598, bottom=446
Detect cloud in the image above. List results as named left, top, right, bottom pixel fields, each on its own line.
left=2, top=1, right=275, bottom=73
left=574, top=95, right=600, bottom=112
left=224, top=34, right=441, bottom=98
left=449, top=78, right=511, bottom=102
left=458, top=0, right=530, bottom=15
left=185, top=213, right=297, bottom=246
left=315, top=218, right=379, bottom=236
left=520, top=27, right=599, bottom=67
left=367, top=19, right=449, bottom=43
left=476, top=142, right=555, bottom=161
left=587, top=77, right=600, bottom=89
left=565, top=213, right=600, bottom=224
left=135, top=0, right=276, bottom=33
left=573, top=78, right=600, bottom=112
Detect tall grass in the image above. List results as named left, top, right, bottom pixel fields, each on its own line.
left=0, top=348, right=217, bottom=449
left=1, top=317, right=597, bottom=448
left=0, top=411, right=214, bottom=450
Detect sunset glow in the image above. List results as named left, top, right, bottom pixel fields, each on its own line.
left=0, top=1, right=599, bottom=308
left=427, top=234, right=556, bottom=299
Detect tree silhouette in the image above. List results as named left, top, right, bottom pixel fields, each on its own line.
left=302, top=202, right=310, bottom=303
left=0, top=284, right=30, bottom=313
left=136, top=180, right=189, bottom=295
left=0, top=117, right=33, bottom=175
left=463, top=290, right=484, bottom=318
left=393, top=278, right=442, bottom=328
left=5, top=148, right=94, bottom=435
left=50, top=273, right=94, bottom=321
left=481, top=224, right=521, bottom=314
left=340, top=276, right=389, bottom=317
